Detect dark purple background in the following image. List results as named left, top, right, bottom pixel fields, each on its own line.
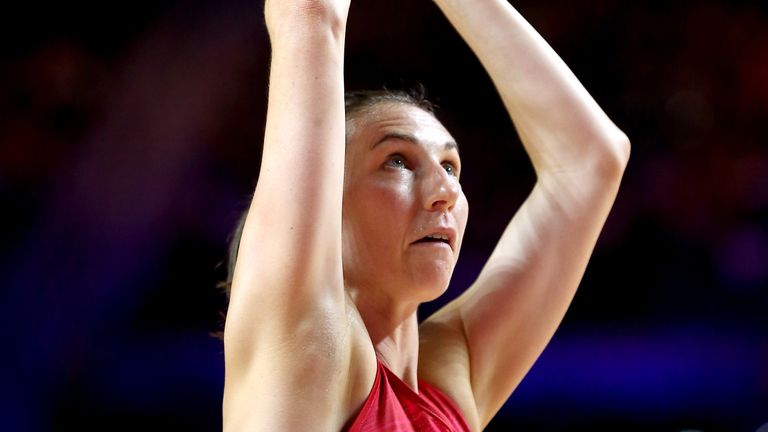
left=1, top=0, right=766, bottom=430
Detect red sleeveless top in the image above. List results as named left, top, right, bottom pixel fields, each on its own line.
left=346, top=359, right=472, bottom=432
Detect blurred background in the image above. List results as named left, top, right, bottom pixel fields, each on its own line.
left=1, top=0, right=766, bottom=430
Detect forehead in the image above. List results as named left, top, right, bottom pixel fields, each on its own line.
left=347, top=102, right=456, bottom=151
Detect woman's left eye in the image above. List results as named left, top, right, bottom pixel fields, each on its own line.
left=442, top=162, right=458, bottom=176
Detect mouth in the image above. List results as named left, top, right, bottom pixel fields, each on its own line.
left=412, top=230, right=455, bottom=251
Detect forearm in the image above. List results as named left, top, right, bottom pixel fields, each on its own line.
left=255, top=3, right=348, bottom=237
left=259, top=2, right=348, bottom=205
left=235, top=3, right=349, bottom=308
left=433, top=0, right=629, bottom=177
left=259, top=17, right=347, bottom=210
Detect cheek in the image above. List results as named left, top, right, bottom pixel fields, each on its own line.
left=455, top=193, right=470, bottom=245
left=345, top=179, right=414, bottom=238
left=365, top=180, right=413, bottom=229
left=458, top=193, right=469, bottom=226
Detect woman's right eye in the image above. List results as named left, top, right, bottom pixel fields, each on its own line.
left=386, top=154, right=407, bottom=169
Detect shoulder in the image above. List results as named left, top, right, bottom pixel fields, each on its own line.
left=223, top=294, right=377, bottom=431
left=418, top=308, right=482, bottom=431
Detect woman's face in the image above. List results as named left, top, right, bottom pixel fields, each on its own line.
left=342, top=103, right=469, bottom=304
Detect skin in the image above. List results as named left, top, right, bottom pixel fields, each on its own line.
left=343, top=102, right=468, bottom=316
left=342, top=102, right=468, bottom=386
left=223, top=1, right=630, bottom=431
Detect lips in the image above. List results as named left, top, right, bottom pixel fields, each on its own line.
left=411, top=228, right=456, bottom=251
left=414, top=233, right=450, bottom=244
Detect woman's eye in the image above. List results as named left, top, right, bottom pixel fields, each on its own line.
left=443, top=162, right=458, bottom=176
left=387, top=155, right=407, bottom=168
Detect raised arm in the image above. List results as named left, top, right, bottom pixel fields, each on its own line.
left=223, top=1, right=353, bottom=430
left=419, top=0, right=630, bottom=428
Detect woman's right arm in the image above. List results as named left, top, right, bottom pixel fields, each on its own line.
left=223, top=1, right=352, bottom=430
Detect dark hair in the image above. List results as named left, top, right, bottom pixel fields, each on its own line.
left=345, top=86, right=436, bottom=120
left=213, top=87, right=437, bottom=338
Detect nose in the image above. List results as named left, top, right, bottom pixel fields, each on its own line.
left=421, top=163, right=460, bottom=212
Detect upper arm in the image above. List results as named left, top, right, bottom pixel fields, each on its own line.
left=469, top=150, right=628, bottom=423
left=425, top=145, right=629, bottom=427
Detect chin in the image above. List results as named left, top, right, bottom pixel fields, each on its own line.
left=410, top=267, right=454, bottom=302
left=427, top=281, right=452, bottom=302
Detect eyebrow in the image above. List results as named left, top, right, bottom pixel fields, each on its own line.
left=371, top=132, right=459, bottom=154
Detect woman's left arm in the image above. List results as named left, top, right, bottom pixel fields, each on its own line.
left=419, top=0, right=630, bottom=428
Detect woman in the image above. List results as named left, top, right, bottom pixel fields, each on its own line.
left=222, top=0, right=630, bottom=430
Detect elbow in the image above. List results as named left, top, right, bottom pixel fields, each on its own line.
left=594, top=129, right=631, bottom=180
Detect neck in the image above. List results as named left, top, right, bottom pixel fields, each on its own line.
left=349, top=288, right=421, bottom=390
